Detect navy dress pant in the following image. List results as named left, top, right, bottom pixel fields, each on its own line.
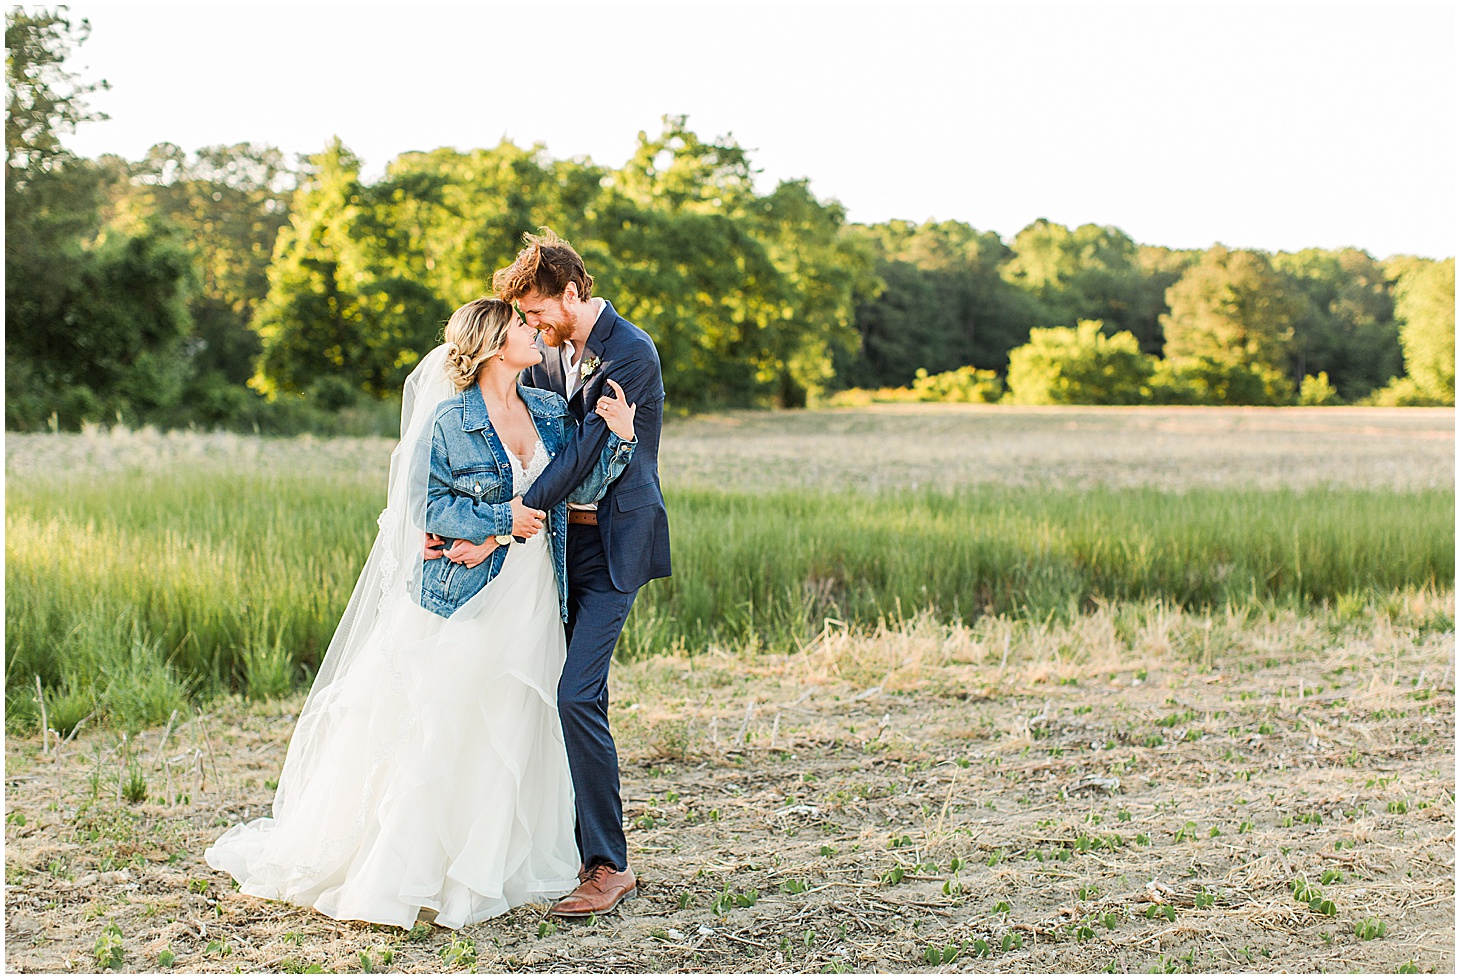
left=561, top=522, right=637, bottom=872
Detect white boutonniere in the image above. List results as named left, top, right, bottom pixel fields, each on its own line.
left=579, top=355, right=602, bottom=382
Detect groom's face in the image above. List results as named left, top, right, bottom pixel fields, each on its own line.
left=517, top=288, right=573, bottom=347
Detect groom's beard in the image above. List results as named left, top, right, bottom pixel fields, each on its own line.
left=537, top=321, right=571, bottom=347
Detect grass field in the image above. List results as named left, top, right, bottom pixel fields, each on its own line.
left=3, top=405, right=1454, bottom=973
left=4, top=406, right=1454, bottom=733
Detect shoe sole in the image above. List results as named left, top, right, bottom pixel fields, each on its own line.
left=550, top=887, right=639, bottom=918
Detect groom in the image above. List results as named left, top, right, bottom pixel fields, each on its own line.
left=492, top=230, right=672, bottom=916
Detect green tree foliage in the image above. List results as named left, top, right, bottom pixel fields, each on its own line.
left=1135, top=245, right=1200, bottom=344
left=1274, top=248, right=1401, bottom=400
left=592, top=120, right=810, bottom=407
left=827, top=364, right=1003, bottom=406
left=1002, top=220, right=1174, bottom=353
left=5, top=7, right=195, bottom=429
left=1298, top=372, right=1341, bottom=406
left=843, top=219, right=1040, bottom=387
left=53, top=230, right=195, bottom=410
left=741, top=178, right=879, bottom=406
left=4, top=19, right=1449, bottom=424
left=1005, top=320, right=1156, bottom=405
left=1145, top=357, right=1293, bottom=406
left=257, top=137, right=606, bottom=402
left=4, top=6, right=107, bottom=180
left=252, top=140, right=452, bottom=401
left=909, top=365, right=1003, bottom=403
left=368, top=139, right=598, bottom=307
left=1382, top=257, right=1455, bottom=405
left=6, top=7, right=106, bottom=427
left=253, top=118, right=872, bottom=409
left=93, top=142, right=295, bottom=426
left=101, top=143, right=292, bottom=317
left=585, top=117, right=874, bottom=407
left=1160, top=246, right=1303, bottom=405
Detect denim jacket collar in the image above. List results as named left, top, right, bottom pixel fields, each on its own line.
left=459, top=380, right=566, bottom=432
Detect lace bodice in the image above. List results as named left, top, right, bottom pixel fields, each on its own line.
left=509, top=439, right=549, bottom=496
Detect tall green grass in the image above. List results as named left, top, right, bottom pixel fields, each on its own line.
left=6, top=471, right=1453, bottom=732
left=6, top=473, right=369, bottom=733
left=624, top=485, right=1453, bottom=656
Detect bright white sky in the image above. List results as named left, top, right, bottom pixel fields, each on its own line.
left=62, top=2, right=1456, bottom=259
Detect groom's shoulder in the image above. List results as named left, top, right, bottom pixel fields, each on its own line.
left=608, top=310, right=660, bottom=363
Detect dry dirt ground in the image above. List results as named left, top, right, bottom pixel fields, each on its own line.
left=5, top=597, right=1454, bottom=974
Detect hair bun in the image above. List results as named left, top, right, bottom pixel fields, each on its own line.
left=442, top=341, right=469, bottom=390
left=441, top=300, right=513, bottom=391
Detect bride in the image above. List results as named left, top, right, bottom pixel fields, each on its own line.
left=205, top=298, right=638, bottom=929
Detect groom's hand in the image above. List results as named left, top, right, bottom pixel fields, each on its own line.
left=511, top=497, right=547, bottom=538
left=423, top=533, right=446, bottom=561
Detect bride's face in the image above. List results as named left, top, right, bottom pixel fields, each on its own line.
left=499, top=315, right=544, bottom=371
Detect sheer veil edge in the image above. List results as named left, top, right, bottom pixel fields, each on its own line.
left=269, top=344, right=452, bottom=823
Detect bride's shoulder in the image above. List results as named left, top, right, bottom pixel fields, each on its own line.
left=430, top=391, right=467, bottom=424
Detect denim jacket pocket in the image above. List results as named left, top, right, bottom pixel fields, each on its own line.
left=422, top=553, right=460, bottom=607
left=451, top=468, right=501, bottom=502
left=421, top=553, right=493, bottom=614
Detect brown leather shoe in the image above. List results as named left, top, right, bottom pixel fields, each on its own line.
left=551, top=864, right=637, bottom=917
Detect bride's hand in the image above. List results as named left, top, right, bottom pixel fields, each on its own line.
left=511, top=497, right=545, bottom=538
left=595, top=378, right=636, bottom=441
left=443, top=537, right=498, bottom=568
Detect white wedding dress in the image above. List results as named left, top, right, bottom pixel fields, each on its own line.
left=205, top=437, right=580, bottom=929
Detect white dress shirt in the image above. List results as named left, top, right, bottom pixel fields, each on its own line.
left=559, top=298, right=606, bottom=398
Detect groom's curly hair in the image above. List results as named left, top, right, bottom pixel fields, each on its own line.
left=492, top=228, right=594, bottom=302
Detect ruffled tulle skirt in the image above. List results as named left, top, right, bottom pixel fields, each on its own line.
left=205, top=533, right=578, bottom=929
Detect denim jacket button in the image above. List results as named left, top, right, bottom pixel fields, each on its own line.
left=474, top=483, right=481, bottom=493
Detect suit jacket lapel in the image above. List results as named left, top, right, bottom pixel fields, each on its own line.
left=569, top=302, right=617, bottom=422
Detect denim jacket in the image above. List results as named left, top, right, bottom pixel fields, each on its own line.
left=413, top=382, right=635, bottom=620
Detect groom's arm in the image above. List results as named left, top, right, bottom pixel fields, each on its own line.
left=521, top=354, right=658, bottom=513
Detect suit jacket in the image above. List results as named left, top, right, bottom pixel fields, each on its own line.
left=520, top=300, right=672, bottom=593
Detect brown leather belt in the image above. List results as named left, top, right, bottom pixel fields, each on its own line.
left=567, top=510, right=599, bottom=526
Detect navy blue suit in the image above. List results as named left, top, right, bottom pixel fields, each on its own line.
left=521, top=299, right=671, bottom=872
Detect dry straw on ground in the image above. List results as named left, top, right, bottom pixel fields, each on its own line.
left=660, top=405, right=1455, bottom=492
left=8, top=405, right=1455, bottom=491
left=6, top=592, right=1453, bottom=974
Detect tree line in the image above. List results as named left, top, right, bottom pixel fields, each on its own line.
left=6, top=9, right=1453, bottom=433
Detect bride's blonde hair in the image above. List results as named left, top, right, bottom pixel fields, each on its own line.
left=443, top=298, right=515, bottom=391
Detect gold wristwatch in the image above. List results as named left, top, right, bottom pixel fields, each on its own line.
left=493, top=534, right=513, bottom=546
